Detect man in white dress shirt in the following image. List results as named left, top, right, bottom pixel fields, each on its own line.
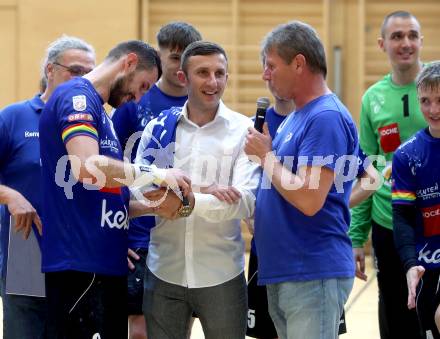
left=136, top=41, right=260, bottom=339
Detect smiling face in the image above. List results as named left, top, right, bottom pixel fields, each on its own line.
left=178, top=53, right=228, bottom=114
left=419, top=86, right=440, bottom=138
left=379, top=16, right=423, bottom=72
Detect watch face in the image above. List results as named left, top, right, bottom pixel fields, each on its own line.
left=178, top=206, right=192, bottom=218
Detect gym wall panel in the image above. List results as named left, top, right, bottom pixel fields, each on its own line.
left=2, top=0, right=139, bottom=106
left=142, top=0, right=328, bottom=116
left=0, top=4, right=17, bottom=107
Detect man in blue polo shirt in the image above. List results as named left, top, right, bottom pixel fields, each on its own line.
left=111, top=22, right=201, bottom=339
left=39, top=40, right=191, bottom=338
left=245, top=21, right=357, bottom=339
left=0, top=36, right=95, bottom=339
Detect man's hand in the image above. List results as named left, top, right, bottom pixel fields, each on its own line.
left=199, top=184, right=241, bottom=204
left=162, top=168, right=191, bottom=197
left=6, top=190, right=42, bottom=239
left=244, top=123, right=272, bottom=164
left=353, top=247, right=368, bottom=281
left=127, top=248, right=140, bottom=271
left=144, top=188, right=187, bottom=220
left=406, top=265, right=425, bottom=309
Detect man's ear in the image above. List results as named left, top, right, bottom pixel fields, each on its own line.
left=45, top=63, right=55, bottom=80
left=177, top=70, right=187, bottom=86
left=292, top=54, right=306, bottom=74
left=124, top=53, right=139, bottom=73
left=378, top=37, right=385, bottom=52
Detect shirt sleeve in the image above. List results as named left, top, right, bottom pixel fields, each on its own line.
left=391, top=149, right=416, bottom=206
left=392, top=146, right=418, bottom=271
left=193, top=130, right=260, bottom=222
left=393, top=204, right=418, bottom=272
left=58, top=91, right=99, bottom=145
left=297, top=110, right=356, bottom=171
left=359, top=94, right=379, bottom=156
left=349, top=96, right=374, bottom=247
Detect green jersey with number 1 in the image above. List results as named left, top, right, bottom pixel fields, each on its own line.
left=349, top=73, right=427, bottom=248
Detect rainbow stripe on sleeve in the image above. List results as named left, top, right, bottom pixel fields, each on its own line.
left=392, top=190, right=416, bottom=204
left=62, top=123, right=98, bottom=143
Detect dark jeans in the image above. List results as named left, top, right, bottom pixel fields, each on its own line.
left=143, top=268, right=247, bottom=339
left=372, top=220, right=422, bottom=339
left=1, top=276, right=48, bottom=339
left=45, top=270, right=127, bottom=339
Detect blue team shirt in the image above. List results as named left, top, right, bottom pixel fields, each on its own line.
left=255, top=94, right=357, bottom=284
left=250, top=107, right=290, bottom=253
left=392, top=129, right=440, bottom=270
left=39, top=77, right=129, bottom=276
left=0, top=95, right=44, bottom=277
left=112, top=84, right=187, bottom=249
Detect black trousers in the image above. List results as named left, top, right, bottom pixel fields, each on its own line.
left=372, top=221, right=422, bottom=339
left=45, top=270, right=127, bottom=339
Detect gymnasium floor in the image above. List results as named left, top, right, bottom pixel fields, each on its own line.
left=0, top=256, right=379, bottom=338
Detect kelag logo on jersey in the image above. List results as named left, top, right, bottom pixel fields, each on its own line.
left=418, top=243, right=440, bottom=265
left=100, top=199, right=128, bottom=230
left=378, top=123, right=401, bottom=153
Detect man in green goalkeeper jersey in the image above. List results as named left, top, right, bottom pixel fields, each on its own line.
left=349, top=10, right=427, bottom=339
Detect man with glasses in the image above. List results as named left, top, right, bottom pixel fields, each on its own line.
left=39, top=39, right=192, bottom=338
left=51, top=61, right=93, bottom=77
left=0, top=35, right=95, bottom=339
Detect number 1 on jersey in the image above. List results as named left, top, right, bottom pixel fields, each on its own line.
left=402, top=94, right=409, bottom=117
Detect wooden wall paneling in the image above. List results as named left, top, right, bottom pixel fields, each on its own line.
left=141, top=0, right=150, bottom=41
left=237, top=0, right=327, bottom=116
left=229, top=0, right=239, bottom=109
left=16, top=0, right=139, bottom=101
left=0, top=3, right=17, bottom=108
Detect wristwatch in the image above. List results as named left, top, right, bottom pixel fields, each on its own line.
left=177, top=196, right=193, bottom=218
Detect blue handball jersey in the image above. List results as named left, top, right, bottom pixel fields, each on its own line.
left=255, top=94, right=357, bottom=284
left=392, top=129, right=440, bottom=270
left=0, top=95, right=44, bottom=277
left=112, top=84, right=187, bottom=249
left=39, top=77, right=129, bottom=276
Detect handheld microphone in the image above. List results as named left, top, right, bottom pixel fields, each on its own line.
left=254, top=97, right=270, bottom=133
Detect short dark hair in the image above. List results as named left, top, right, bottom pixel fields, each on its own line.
left=261, top=21, right=327, bottom=78
left=157, top=22, right=202, bottom=52
left=417, top=61, right=440, bottom=92
left=180, top=41, right=228, bottom=74
left=106, top=40, right=162, bottom=78
left=381, top=11, right=420, bottom=38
